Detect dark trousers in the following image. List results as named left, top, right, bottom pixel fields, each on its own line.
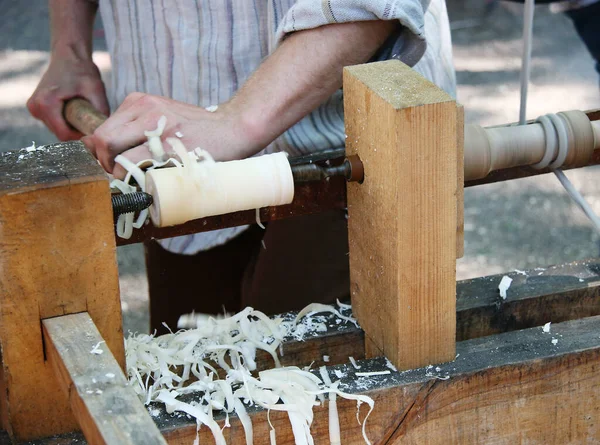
left=565, top=1, right=600, bottom=78
left=145, top=210, right=350, bottom=333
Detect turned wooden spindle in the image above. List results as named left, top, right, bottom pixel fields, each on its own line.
left=464, top=110, right=600, bottom=181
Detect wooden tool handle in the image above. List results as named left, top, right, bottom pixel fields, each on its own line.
left=64, top=98, right=107, bottom=136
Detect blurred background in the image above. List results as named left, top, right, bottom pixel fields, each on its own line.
left=1, top=0, right=599, bottom=335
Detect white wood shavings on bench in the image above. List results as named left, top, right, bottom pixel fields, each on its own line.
left=349, top=356, right=361, bottom=370
left=126, top=303, right=374, bottom=445
left=498, top=275, right=513, bottom=300
left=542, top=322, right=551, bottom=333
left=319, top=366, right=341, bottom=445
left=334, top=369, right=345, bottom=379
left=355, top=371, right=390, bottom=377
left=384, top=358, right=397, bottom=372
left=90, top=341, right=104, bottom=355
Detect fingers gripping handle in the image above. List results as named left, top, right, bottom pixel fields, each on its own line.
left=64, top=98, right=107, bottom=136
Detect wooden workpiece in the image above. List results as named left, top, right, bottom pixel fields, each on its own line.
left=0, top=142, right=124, bottom=441
left=119, top=176, right=347, bottom=245
left=344, top=60, right=458, bottom=370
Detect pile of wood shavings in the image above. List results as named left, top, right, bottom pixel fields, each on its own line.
left=125, top=303, right=373, bottom=445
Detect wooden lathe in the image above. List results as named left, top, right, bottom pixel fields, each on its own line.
left=1, top=60, right=599, bottom=444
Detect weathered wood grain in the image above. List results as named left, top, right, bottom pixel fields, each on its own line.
left=42, top=313, right=167, bottom=445
left=0, top=142, right=124, bottom=441
left=344, top=60, right=458, bottom=370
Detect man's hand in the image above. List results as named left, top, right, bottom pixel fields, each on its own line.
left=82, top=93, right=254, bottom=178
left=27, top=0, right=108, bottom=141
left=27, top=58, right=109, bottom=141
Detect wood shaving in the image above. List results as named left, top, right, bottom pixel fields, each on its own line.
left=355, top=371, right=390, bottom=377
left=126, top=304, right=373, bottom=444
left=349, top=356, right=361, bottom=370
left=542, top=322, right=551, bottom=333
left=498, top=275, right=513, bottom=300
left=90, top=341, right=105, bottom=355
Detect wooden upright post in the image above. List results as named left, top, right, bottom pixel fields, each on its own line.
left=0, top=141, right=124, bottom=441
left=344, top=60, right=458, bottom=370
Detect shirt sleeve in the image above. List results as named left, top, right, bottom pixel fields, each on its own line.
left=276, top=0, right=425, bottom=41
left=275, top=0, right=428, bottom=66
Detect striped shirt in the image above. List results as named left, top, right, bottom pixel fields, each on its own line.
left=98, top=0, right=456, bottom=254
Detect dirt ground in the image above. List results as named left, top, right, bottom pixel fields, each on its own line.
left=1, top=0, right=599, bottom=335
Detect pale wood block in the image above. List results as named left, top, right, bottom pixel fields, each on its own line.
left=0, top=142, right=124, bottom=440
left=343, top=60, right=457, bottom=370
left=43, top=312, right=167, bottom=445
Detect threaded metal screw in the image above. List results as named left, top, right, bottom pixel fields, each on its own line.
left=112, top=192, right=153, bottom=218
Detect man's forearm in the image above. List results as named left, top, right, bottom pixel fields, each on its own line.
left=225, top=20, right=397, bottom=156
left=49, top=0, right=98, bottom=61
left=82, top=20, right=397, bottom=173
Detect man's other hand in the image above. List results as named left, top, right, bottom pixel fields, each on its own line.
left=27, top=57, right=109, bottom=141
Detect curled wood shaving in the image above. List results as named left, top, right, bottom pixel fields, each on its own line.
left=126, top=304, right=373, bottom=444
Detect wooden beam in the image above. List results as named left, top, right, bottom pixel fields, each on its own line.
left=42, top=313, right=167, bottom=445
left=456, top=259, right=600, bottom=339
left=0, top=141, right=124, bottom=441
left=344, top=60, right=458, bottom=370
left=268, top=259, right=600, bottom=368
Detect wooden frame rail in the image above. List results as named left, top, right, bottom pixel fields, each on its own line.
left=42, top=313, right=166, bottom=445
